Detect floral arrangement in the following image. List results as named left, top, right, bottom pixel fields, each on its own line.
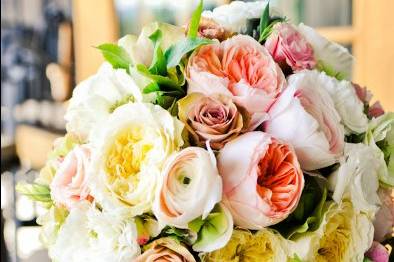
left=17, top=1, right=393, bottom=261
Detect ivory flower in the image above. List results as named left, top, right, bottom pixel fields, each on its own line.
left=328, top=143, right=381, bottom=217
left=65, top=63, right=142, bottom=141
left=265, top=71, right=345, bottom=170
left=49, top=202, right=141, bottom=262
left=89, top=103, right=184, bottom=215
left=153, top=147, right=222, bottom=228
left=218, top=132, right=304, bottom=229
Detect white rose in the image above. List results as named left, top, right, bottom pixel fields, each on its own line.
left=153, top=147, right=222, bottom=228
left=89, top=103, right=184, bottom=216
left=298, top=24, right=354, bottom=80
left=328, top=143, right=381, bottom=217
left=290, top=201, right=373, bottom=262
left=65, top=63, right=143, bottom=141
left=202, top=1, right=281, bottom=33
left=49, top=202, right=141, bottom=262
left=266, top=71, right=345, bottom=170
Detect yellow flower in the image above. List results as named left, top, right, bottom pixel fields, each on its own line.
left=290, top=201, right=374, bottom=262
left=202, top=229, right=287, bottom=262
left=90, top=103, right=184, bottom=215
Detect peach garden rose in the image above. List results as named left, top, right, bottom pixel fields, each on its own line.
left=217, top=131, right=304, bottom=229
left=50, top=145, right=92, bottom=209
left=187, top=34, right=285, bottom=128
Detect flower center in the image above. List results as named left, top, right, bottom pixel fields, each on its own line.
left=256, top=141, right=297, bottom=212
left=105, top=126, right=153, bottom=199
left=316, top=212, right=351, bottom=262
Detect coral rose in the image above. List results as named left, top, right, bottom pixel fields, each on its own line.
left=217, top=132, right=304, bottom=229
left=187, top=35, right=285, bottom=129
left=50, top=145, right=92, bottom=209
left=265, top=23, right=316, bottom=72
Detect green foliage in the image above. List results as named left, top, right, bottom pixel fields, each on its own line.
left=165, top=37, right=214, bottom=68
left=96, top=43, right=132, bottom=70
left=16, top=183, right=53, bottom=208
left=258, top=2, right=286, bottom=42
left=272, top=176, right=327, bottom=239
left=316, top=60, right=346, bottom=80
left=148, top=29, right=167, bottom=75
left=188, top=0, right=203, bottom=38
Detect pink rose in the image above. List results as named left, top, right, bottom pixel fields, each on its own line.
left=352, top=83, right=385, bottom=118
left=50, top=145, right=92, bottom=209
left=187, top=35, right=285, bottom=129
left=265, top=71, right=345, bottom=170
left=218, top=131, right=304, bottom=229
left=265, top=23, right=316, bottom=72
left=365, top=241, right=390, bottom=262
left=373, top=188, right=394, bottom=242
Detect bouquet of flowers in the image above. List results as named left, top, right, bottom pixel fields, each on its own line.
left=17, top=1, right=393, bottom=261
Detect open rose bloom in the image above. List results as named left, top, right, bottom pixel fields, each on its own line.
left=218, top=132, right=304, bottom=229
left=16, top=1, right=393, bottom=261
left=187, top=34, right=285, bottom=128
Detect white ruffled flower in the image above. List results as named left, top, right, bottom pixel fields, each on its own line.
left=49, top=202, right=141, bottom=262
left=65, top=63, right=143, bottom=141
left=202, top=1, right=281, bottom=33
left=298, top=24, right=354, bottom=80
left=289, top=201, right=374, bottom=262
left=153, top=147, right=222, bottom=228
left=328, top=143, right=381, bottom=217
left=297, top=70, right=368, bottom=134
left=89, top=103, right=184, bottom=216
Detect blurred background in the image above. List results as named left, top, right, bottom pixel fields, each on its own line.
left=1, top=0, right=393, bottom=261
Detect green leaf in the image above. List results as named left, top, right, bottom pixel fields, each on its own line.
left=188, top=0, right=203, bottom=38
left=316, top=60, right=346, bottom=80
left=16, top=183, right=53, bottom=206
left=143, top=82, right=161, bottom=94
left=363, top=258, right=373, bottom=262
left=165, top=37, right=214, bottom=68
left=148, top=29, right=167, bottom=75
left=288, top=254, right=304, bottom=262
left=136, top=64, right=181, bottom=90
left=272, top=176, right=328, bottom=239
left=96, top=43, right=132, bottom=70
left=189, top=205, right=229, bottom=251
left=259, top=2, right=270, bottom=41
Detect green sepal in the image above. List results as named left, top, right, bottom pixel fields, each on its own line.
left=96, top=43, right=132, bottom=70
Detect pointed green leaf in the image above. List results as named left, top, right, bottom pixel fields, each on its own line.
left=148, top=29, right=167, bottom=75
left=96, top=43, right=132, bottom=69
left=16, top=183, right=53, bottom=205
left=259, top=2, right=270, bottom=41
left=165, top=37, right=214, bottom=68
left=188, top=0, right=203, bottom=38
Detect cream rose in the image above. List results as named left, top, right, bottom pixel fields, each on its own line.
left=265, top=71, right=345, bottom=170
left=187, top=34, right=285, bottom=129
left=153, top=147, right=222, bottom=228
left=178, top=93, right=248, bottom=150
left=135, top=238, right=196, bottom=262
left=50, top=145, right=92, bottom=209
left=218, top=132, right=304, bottom=229
left=89, top=103, right=184, bottom=215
